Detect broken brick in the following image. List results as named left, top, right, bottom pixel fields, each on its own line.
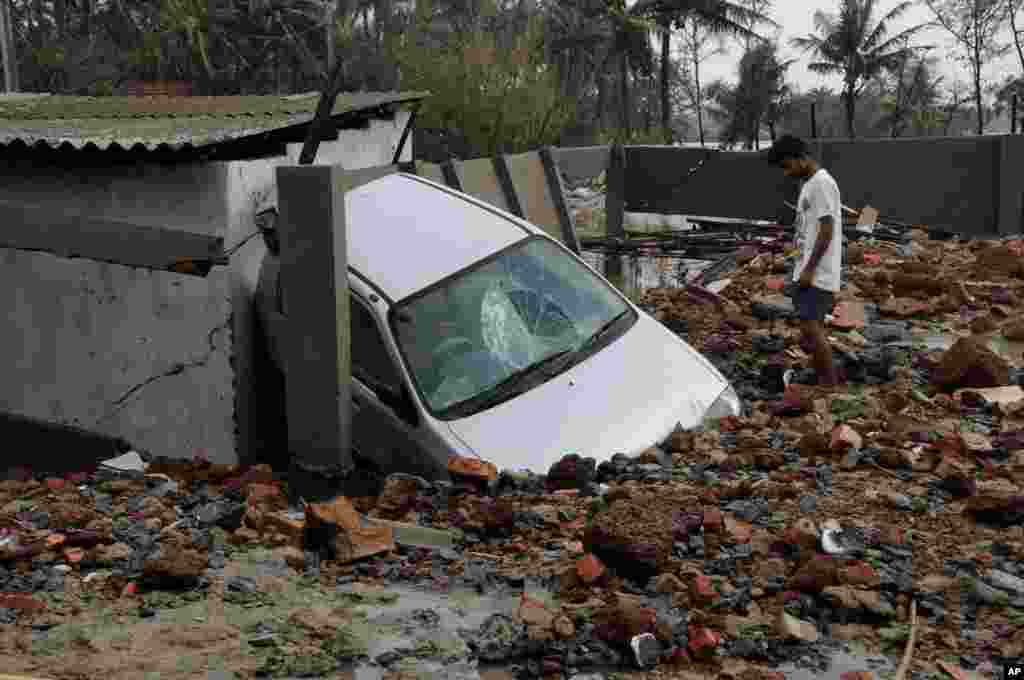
left=304, top=495, right=395, bottom=564
left=703, top=508, right=724, bottom=533
left=687, top=625, right=721, bottom=658
left=246, top=482, right=281, bottom=506
left=837, top=562, right=881, bottom=588
left=448, top=455, right=498, bottom=483
left=830, top=301, right=866, bottom=330
left=691, top=574, right=718, bottom=604
left=576, top=553, right=606, bottom=584
left=0, top=593, right=46, bottom=610
left=830, top=424, right=862, bottom=453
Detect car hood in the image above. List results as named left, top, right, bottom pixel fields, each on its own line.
left=447, top=313, right=730, bottom=475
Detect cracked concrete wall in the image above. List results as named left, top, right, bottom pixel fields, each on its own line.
left=0, top=161, right=236, bottom=465
left=225, top=112, right=412, bottom=466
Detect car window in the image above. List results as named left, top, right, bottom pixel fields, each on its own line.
left=392, top=236, right=634, bottom=418
left=350, top=297, right=401, bottom=390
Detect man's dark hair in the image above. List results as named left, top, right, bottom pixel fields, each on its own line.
left=763, top=134, right=810, bottom=167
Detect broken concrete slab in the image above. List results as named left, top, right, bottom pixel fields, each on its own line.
left=304, top=496, right=395, bottom=564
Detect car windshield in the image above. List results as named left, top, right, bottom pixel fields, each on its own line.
left=391, top=236, right=635, bottom=419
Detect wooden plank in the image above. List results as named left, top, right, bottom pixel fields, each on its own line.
left=540, top=146, right=581, bottom=254
left=504, top=150, right=562, bottom=243
left=275, top=164, right=353, bottom=495
left=457, top=157, right=508, bottom=212
left=492, top=154, right=524, bottom=218
left=0, top=199, right=226, bottom=275
left=298, top=58, right=346, bottom=165
left=440, top=159, right=463, bottom=192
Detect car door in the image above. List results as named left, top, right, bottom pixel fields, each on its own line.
left=349, top=294, right=448, bottom=481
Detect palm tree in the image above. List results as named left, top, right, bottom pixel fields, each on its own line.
left=630, top=0, right=775, bottom=143
left=790, top=0, right=927, bottom=138
left=542, top=0, right=654, bottom=137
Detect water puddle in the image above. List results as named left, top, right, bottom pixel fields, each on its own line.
left=581, top=250, right=709, bottom=296
left=772, top=643, right=896, bottom=680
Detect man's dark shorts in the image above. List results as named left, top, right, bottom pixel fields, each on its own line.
left=793, top=285, right=835, bottom=322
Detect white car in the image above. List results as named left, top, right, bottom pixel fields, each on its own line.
left=256, top=172, right=740, bottom=480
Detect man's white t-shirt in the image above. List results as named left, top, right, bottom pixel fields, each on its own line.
left=793, top=168, right=842, bottom=293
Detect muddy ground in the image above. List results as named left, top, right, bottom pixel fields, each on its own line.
left=2, top=225, right=1024, bottom=680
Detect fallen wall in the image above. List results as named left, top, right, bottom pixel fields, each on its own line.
left=0, top=112, right=413, bottom=470
left=0, top=161, right=236, bottom=466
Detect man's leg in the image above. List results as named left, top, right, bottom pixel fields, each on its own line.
left=801, top=319, right=838, bottom=387
left=796, top=287, right=839, bottom=387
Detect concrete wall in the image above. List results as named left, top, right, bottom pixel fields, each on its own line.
left=999, top=134, right=1024, bottom=236
left=814, top=136, right=1001, bottom=235
left=558, top=136, right=1024, bottom=236
left=226, top=112, right=412, bottom=466
left=0, top=111, right=412, bottom=469
left=622, top=146, right=800, bottom=225
left=0, top=161, right=236, bottom=465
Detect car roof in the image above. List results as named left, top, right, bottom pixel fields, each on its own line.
left=345, top=173, right=533, bottom=302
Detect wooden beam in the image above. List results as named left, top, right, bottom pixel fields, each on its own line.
left=298, top=58, right=346, bottom=165
left=540, top=146, right=581, bottom=255
left=0, top=199, right=226, bottom=275
left=492, top=154, right=524, bottom=218
left=391, top=103, right=419, bottom=165
left=275, top=163, right=353, bottom=499
left=440, top=158, right=463, bottom=192
left=491, top=153, right=524, bottom=218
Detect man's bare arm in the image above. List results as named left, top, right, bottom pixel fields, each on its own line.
left=805, top=215, right=834, bottom=275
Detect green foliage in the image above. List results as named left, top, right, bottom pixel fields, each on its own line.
left=595, top=127, right=672, bottom=145
left=390, top=13, right=574, bottom=156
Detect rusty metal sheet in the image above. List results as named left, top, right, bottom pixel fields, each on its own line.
left=455, top=157, right=508, bottom=212
left=0, top=199, right=226, bottom=275
left=504, top=151, right=563, bottom=242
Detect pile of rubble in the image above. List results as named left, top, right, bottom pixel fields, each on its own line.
left=1, top=231, right=1024, bottom=680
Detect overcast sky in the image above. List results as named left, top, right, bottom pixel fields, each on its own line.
left=676, top=0, right=1020, bottom=95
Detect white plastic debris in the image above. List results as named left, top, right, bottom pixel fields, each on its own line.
left=99, top=450, right=148, bottom=474
left=820, top=519, right=848, bottom=555
left=630, top=632, right=661, bottom=668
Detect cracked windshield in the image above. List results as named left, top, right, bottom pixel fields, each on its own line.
left=393, top=236, right=632, bottom=415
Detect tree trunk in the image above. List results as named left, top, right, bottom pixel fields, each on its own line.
left=596, top=74, right=606, bottom=130
left=972, top=46, right=984, bottom=135
left=0, top=0, right=17, bottom=92
left=660, top=23, right=671, bottom=143
left=1011, top=0, right=1024, bottom=75
left=843, top=88, right=856, bottom=139
left=694, top=39, right=704, bottom=147
left=326, top=0, right=337, bottom=75
left=619, top=51, right=630, bottom=138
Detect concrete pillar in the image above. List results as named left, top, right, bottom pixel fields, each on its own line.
left=275, top=163, right=352, bottom=502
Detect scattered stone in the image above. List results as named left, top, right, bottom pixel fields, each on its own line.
left=933, top=337, right=1012, bottom=391
left=776, top=610, right=819, bottom=643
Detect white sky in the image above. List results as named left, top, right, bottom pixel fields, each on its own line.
left=672, top=0, right=1021, bottom=96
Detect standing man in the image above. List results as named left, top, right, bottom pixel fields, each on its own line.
left=764, top=135, right=842, bottom=387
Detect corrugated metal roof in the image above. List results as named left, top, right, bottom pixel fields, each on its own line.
left=0, top=91, right=429, bottom=151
